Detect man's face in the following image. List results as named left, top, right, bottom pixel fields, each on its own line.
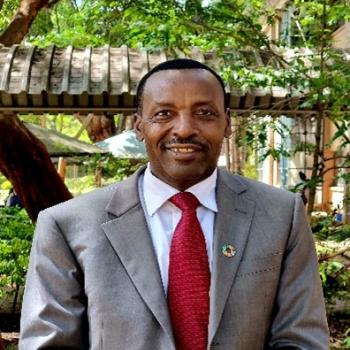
left=135, top=69, right=231, bottom=191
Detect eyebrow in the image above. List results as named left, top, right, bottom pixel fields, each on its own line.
left=152, top=101, right=177, bottom=107
left=151, top=100, right=218, bottom=107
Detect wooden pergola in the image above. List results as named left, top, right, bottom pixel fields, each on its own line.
left=0, top=44, right=314, bottom=116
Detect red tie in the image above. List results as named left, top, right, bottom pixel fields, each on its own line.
left=168, top=192, right=210, bottom=350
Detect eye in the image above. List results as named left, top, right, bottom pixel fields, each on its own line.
left=195, top=108, right=216, bottom=117
left=154, top=110, right=172, bottom=118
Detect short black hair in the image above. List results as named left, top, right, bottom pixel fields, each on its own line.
left=136, top=58, right=228, bottom=113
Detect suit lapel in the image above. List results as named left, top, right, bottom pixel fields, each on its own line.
left=208, top=171, right=255, bottom=344
left=101, top=168, right=174, bottom=344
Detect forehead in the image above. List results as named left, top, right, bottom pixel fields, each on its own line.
left=142, top=69, right=225, bottom=107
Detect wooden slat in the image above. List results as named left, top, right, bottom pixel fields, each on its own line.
left=243, top=92, right=256, bottom=109
left=61, top=45, right=73, bottom=92
left=20, top=46, right=35, bottom=92
left=17, top=91, right=28, bottom=107
left=78, top=92, right=89, bottom=107
left=32, top=93, right=43, bottom=107
left=63, top=91, right=74, bottom=106
left=41, top=46, right=55, bottom=92
left=0, top=45, right=323, bottom=114
left=0, top=91, right=13, bottom=106
left=140, top=49, right=149, bottom=76
left=130, top=49, right=148, bottom=95
left=121, top=45, right=129, bottom=94
left=230, top=87, right=244, bottom=109
left=258, top=93, right=272, bottom=109
left=0, top=45, right=18, bottom=91
left=101, top=45, right=110, bottom=92
left=82, top=46, right=92, bottom=92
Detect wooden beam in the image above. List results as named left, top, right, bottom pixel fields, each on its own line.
left=74, top=113, right=94, bottom=138
left=0, top=45, right=18, bottom=91
left=57, top=157, right=66, bottom=180
left=322, top=117, right=335, bottom=210
left=0, top=106, right=323, bottom=115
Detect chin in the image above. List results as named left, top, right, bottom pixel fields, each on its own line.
left=167, top=167, right=213, bottom=188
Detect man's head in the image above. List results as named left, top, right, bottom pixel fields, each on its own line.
left=136, top=59, right=229, bottom=113
left=135, top=58, right=231, bottom=191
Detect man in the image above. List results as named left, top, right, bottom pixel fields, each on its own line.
left=20, top=59, right=329, bottom=349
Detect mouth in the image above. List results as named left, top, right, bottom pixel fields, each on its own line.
left=170, top=147, right=197, bottom=153
left=165, top=144, right=203, bottom=160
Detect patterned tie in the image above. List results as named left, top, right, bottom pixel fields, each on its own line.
left=168, top=192, right=210, bottom=350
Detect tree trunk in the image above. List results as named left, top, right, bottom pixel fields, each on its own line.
left=343, top=173, right=350, bottom=223
left=307, top=112, right=324, bottom=214
left=0, top=334, right=4, bottom=350
left=75, top=114, right=116, bottom=142
left=0, top=114, right=72, bottom=222
left=0, top=0, right=56, bottom=46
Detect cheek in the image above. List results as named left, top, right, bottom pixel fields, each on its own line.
left=143, top=127, right=171, bottom=147
left=205, top=132, right=226, bottom=147
left=143, top=136, right=163, bottom=156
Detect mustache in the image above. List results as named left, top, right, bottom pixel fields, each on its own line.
left=162, top=137, right=207, bottom=148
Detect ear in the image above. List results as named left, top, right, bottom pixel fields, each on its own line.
left=134, top=113, right=144, bottom=141
left=224, top=108, right=232, bottom=138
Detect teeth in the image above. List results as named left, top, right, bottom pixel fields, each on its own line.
left=172, top=148, right=195, bottom=153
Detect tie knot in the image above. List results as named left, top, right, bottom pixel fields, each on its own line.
left=170, top=192, right=200, bottom=211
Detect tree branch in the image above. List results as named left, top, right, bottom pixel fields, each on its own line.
left=47, top=0, right=61, bottom=8
left=333, top=120, right=350, bottom=144
left=318, top=247, right=350, bottom=262
left=322, top=166, right=350, bottom=176
left=323, top=155, right=348, bottom=161
left=0, top=0, right=57, bottom=46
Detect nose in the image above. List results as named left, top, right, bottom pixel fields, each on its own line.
left=173, top=112, right=197, bottom=139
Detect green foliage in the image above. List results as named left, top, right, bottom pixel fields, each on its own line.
left=65, top=154, right=146, bottom=195
left=318, top=258, right=349, bottom=307
left=0, top=0, right=20, bottom=33
left=311, top=214, right=350, bottom=242
left=0, top=207, right=34, bottom=297
left=343, top=329, right=350, bottom=348
left=19, top=115, right=91, bottom=143
left=292, top=141, right=317, bottom=155
left=0, top=173, right=11, bottom=191
left=242, top=117, right=290, bottom=162
left=65, top=175, right=97, bottom=195
left=290, top=176, right=323, bottom=197
left=28, top=0, right=107, bottom=47
left=89, top=154, right=146, bottom=182
left=5, top=345, right=18, bottom=350
left=312, top=214, right=350, bottom=309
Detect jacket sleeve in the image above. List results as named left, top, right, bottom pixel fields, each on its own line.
left=268, top=195, right=329, bottom=349
left=19, top=210, right=87, bottom=350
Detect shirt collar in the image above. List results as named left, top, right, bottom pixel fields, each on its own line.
left=143, top=163, right=218, bottom=216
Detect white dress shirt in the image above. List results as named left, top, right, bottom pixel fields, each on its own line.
left=139, top=165, right=218, bottom=292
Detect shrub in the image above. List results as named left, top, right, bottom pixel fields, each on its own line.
left=311, top=213, right=350, bottom=310
left=0, top=207, right=34, bottom=313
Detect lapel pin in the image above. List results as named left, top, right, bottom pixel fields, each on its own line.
left=221, top=244, right=236, bottom=258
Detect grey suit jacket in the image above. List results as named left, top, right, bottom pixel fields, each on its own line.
left=19, top=168, right=329, bottom=349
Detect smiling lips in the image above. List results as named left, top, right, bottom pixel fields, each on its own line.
left=165, top=144, right=204, bottom=159
left=166, top=143, right=203, bottom=152
left=171, top=147, right=196, bottom=153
